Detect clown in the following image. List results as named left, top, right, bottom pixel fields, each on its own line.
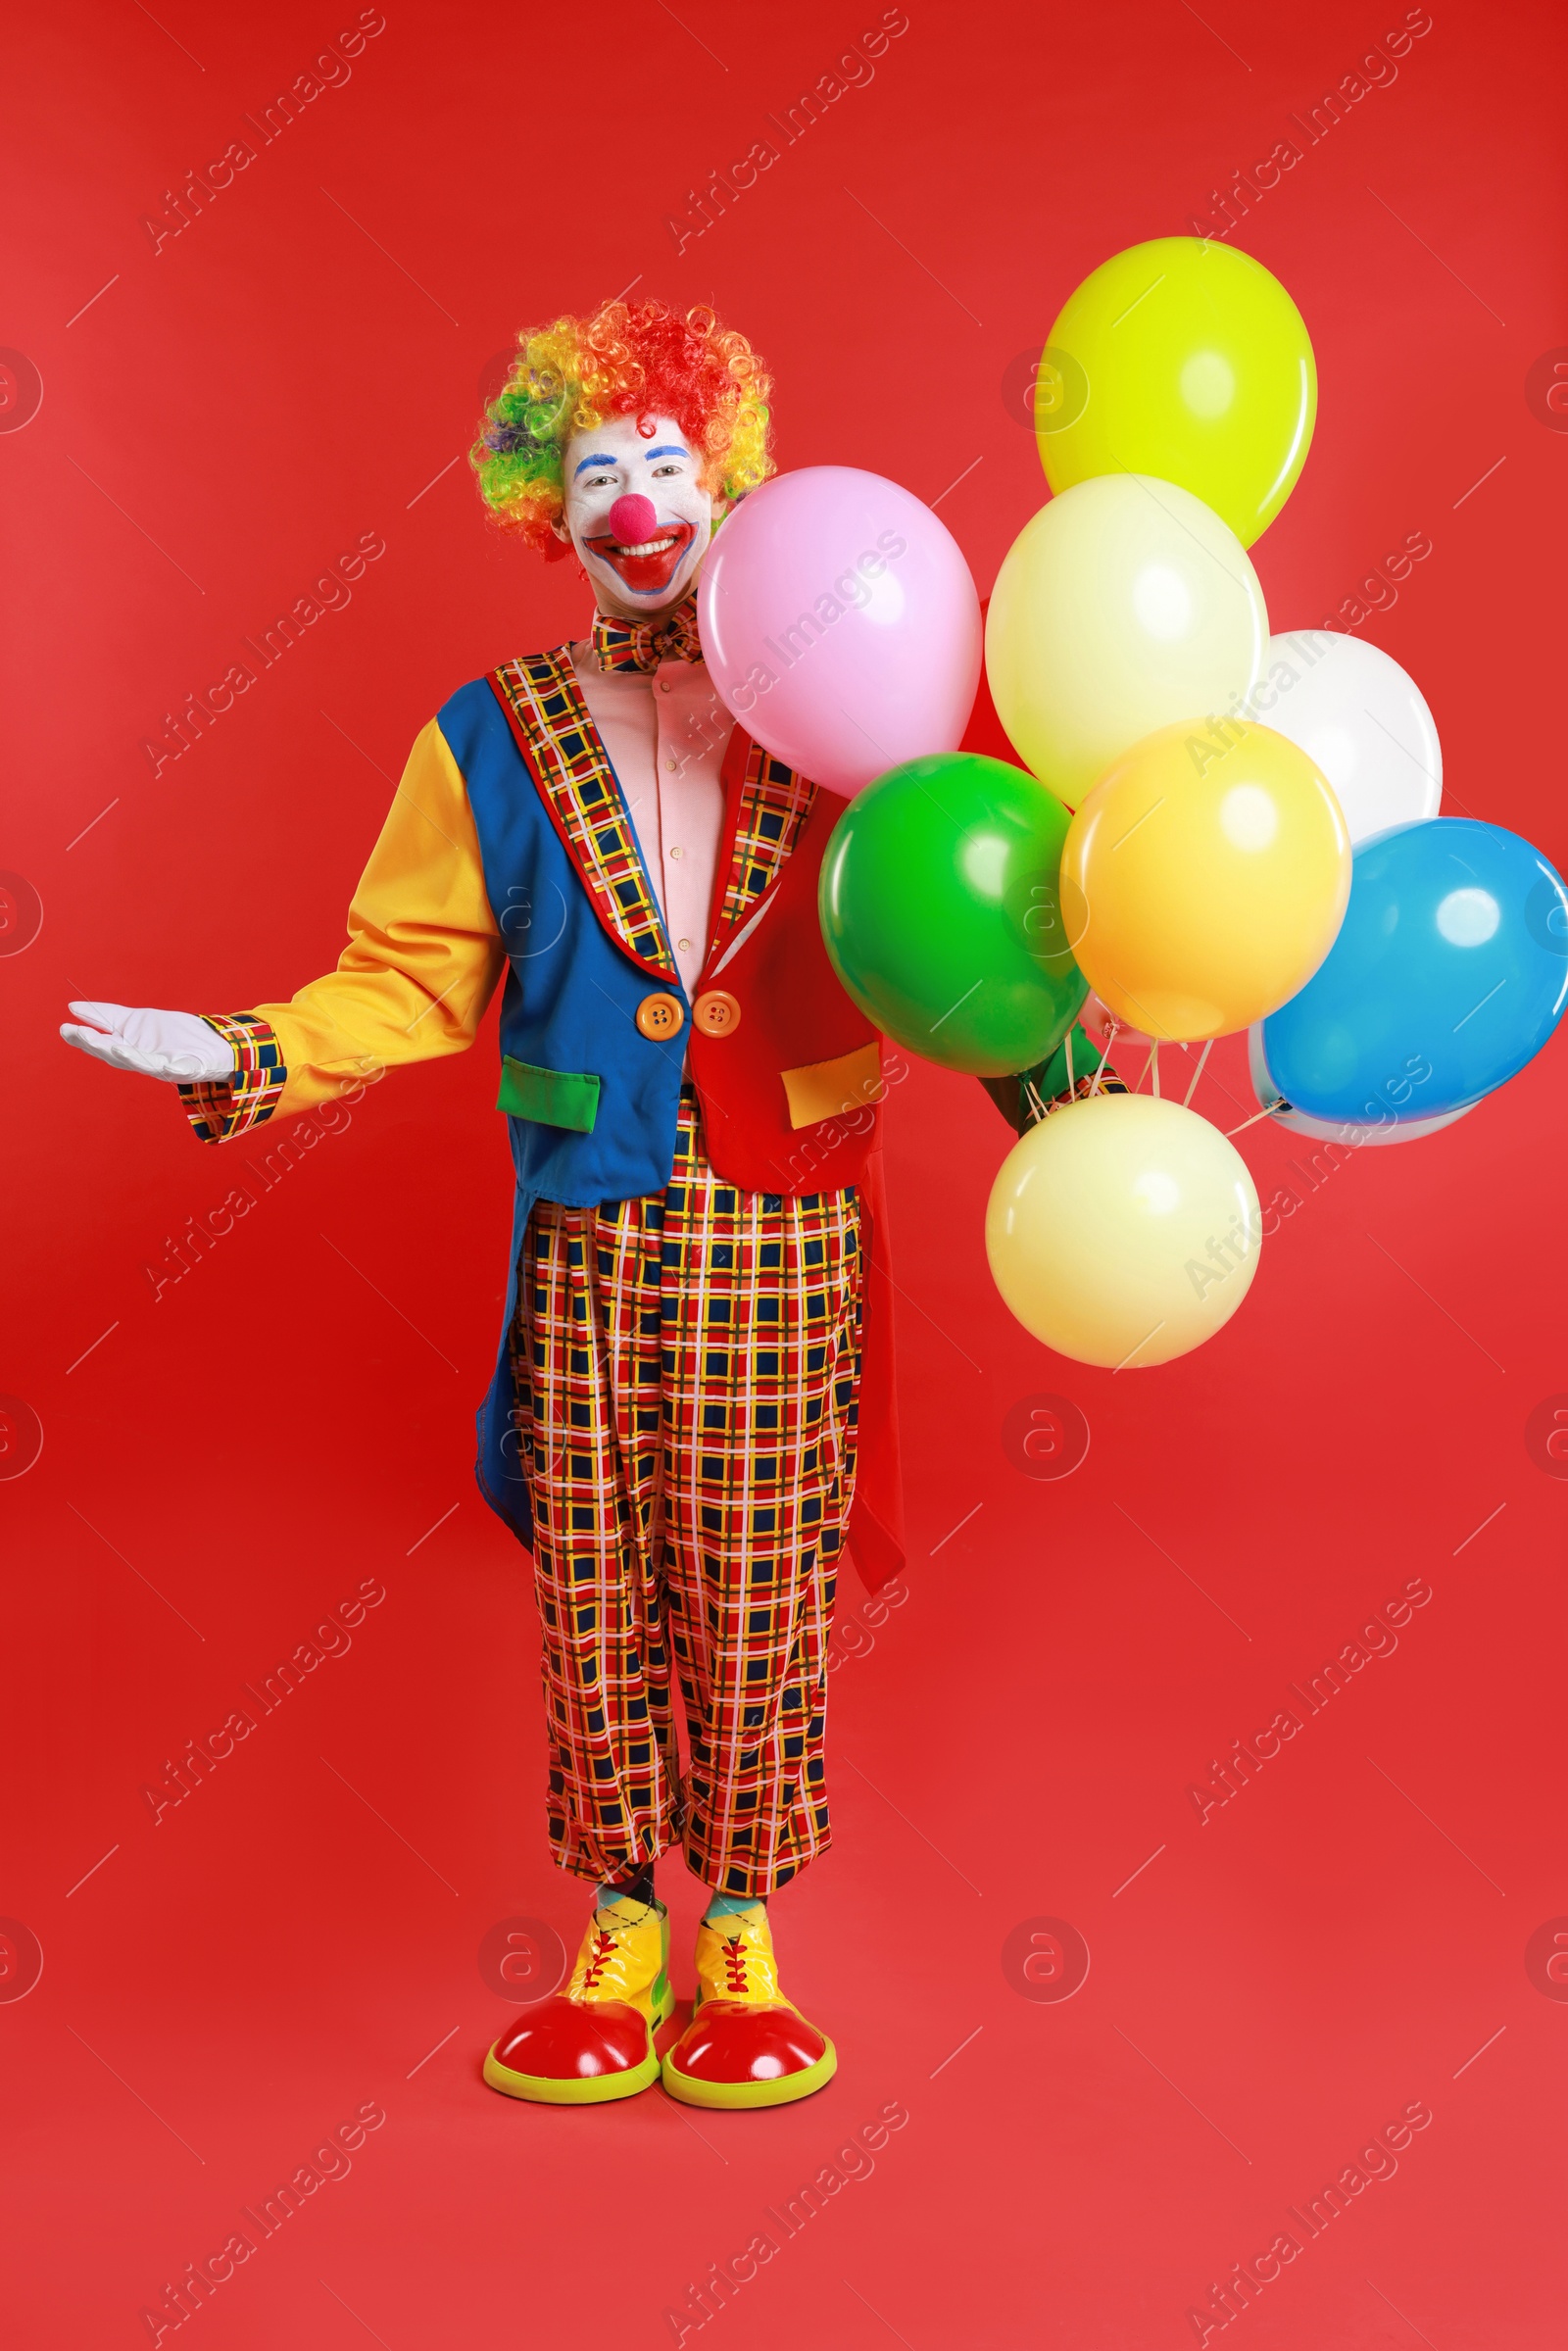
left=62, top=297, right=907, bottom=2111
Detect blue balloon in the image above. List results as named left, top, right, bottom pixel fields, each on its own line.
left=1262, top=818, right=1568, bottom=1124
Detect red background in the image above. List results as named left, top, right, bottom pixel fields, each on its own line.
left=4, top=2, right=1566, bottom=2343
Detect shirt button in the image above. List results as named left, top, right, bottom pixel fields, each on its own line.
left=665, top=757, right=677, bottom=769
left=677, top=937, right=692, bottom=954
left=660, top=679, right=672, bottom=692
left=668, top=845, right=683, bottom=859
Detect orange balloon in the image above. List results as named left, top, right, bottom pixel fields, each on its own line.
left=1059, top=720, right=1350, bottom=1041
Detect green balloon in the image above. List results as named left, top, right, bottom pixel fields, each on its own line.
left=818, top=753, right=1088, bottom=1078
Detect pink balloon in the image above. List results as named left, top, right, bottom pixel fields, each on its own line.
left=1080, top=990, right=1155, bottom=1053
left=698, top=466, right=982, bottom=797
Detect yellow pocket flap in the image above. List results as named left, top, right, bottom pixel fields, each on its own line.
left=780, top=1041, right=884, bottom=1131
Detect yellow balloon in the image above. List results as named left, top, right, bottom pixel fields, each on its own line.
left=1037, top=237, right=1317, bottom=547
left=1060, top=719, right=1350, bottom=1041
left=985, top=474, right=1267, bottom=808
left=986, top=1095, right=1262, bottom=1368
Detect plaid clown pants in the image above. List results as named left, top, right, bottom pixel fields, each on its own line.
left=511, top=1091, right=862, bottom=1897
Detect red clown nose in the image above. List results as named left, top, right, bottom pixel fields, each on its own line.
left=608, top=493, right=659, bottom=547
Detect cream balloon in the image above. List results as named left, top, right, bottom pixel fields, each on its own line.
left=985, top=474, right=1269, bottom=807
left=986, top=1094, right=1262, bottom=1368
left=1247, top=1023, right=1473, bottom=1148
left=1245, top=631, right=1441, bottom=845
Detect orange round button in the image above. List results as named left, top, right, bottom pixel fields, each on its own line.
left=693, top=990, right=742, bottom=1037
left=635, top=991, right=684, bottom=1041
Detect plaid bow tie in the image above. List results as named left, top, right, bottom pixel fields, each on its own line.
left=590, top=595, right=704, bottom=675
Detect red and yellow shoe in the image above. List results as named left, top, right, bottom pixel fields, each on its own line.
left=661, top=1904, right=837, bottom=2110
left=483, top=1897, right=673, bottom=2105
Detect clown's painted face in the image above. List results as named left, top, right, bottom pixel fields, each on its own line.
left=555, top=412, right=718, bottom=616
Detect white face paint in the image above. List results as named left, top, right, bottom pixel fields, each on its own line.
left=555, top=411, right=721, bottom=620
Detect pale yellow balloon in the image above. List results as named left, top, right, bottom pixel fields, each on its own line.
left=985, top=474, right=1268, bottom=806
left=986, top=1095, right=1262, bottom=1369
left=1060, top=718, right=1351, bottom=1041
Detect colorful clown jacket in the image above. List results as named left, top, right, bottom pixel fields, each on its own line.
left=178, top=646, right=906, bottom=1589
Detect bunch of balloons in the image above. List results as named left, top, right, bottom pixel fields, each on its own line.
left=700, top=238, right=1568, bottom=1369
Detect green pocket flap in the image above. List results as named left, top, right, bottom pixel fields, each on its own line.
left=497, top=1056, right=601, bottom=1133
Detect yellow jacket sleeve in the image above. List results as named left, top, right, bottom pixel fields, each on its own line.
left=181, top=717, right=506, bottom=1141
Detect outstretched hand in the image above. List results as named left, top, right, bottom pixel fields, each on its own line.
left=60, top=1002, right=237, bottom=1085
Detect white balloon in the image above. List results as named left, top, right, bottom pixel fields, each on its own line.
left=1247, top=1024, right=1473, bottom=1148
left=1243, top=631, right=1441, bottom=846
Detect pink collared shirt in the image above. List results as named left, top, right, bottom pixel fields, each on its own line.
left=571, top=643, right=732, bottom=1001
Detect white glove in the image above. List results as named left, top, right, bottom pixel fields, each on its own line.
left=60, top=1002, right=238, bottom=1085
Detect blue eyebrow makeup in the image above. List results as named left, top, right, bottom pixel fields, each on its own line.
left=643, top=446, right=690, bottom=463
left=572, top=452, right=616, bottom=477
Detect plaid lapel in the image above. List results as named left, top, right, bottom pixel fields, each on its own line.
left=707, top=731, right=818, bottom=961
left=488, top=648, right=678, bottom=984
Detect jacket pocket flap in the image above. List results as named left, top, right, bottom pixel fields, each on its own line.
left=780, top=1041, right=884, bottom=1131
left=497, top=1056, right=601, bottom=1133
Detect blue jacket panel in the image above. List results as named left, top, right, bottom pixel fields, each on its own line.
left=437, top=675, right=690, bottom=1208
left=438, top=674, right=697, bottom=1550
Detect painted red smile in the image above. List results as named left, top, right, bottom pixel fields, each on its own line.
left=583, top=517, right=698, bottom=596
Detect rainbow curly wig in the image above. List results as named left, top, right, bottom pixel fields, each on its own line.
left=470, top=297, right=774, bottom=558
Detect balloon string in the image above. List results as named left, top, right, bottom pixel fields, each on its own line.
left=1181, top=1037, right=1213, bottom=1108
left=1063, top=1025, right=1074, bottom=1095
left=1090, top=1020, right=1119, bottom=1097
left=1226, top=1099, right=1286, bottom=1138
left=1151, top=1041, right=1160, bottom=1100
